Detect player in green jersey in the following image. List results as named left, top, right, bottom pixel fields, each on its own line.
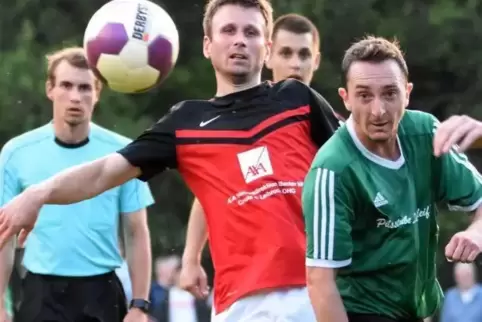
left=302, top=36, right=482, bottom=322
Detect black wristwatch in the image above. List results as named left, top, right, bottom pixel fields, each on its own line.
left=129, top=299, right=150, bottom=313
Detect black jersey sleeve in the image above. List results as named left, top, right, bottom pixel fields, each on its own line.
left=308, top=87, right=342, bottom=147
left=117, top=104, right=179, bottom=182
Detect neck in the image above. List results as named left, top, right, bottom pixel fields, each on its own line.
left=215, top=73, right=261, bottom=97
left=460, top=284, right=475, bottom=292
left=53, top=119, right=90, bottom=144
left=157, top=277, right=169, bottom=287
left=355, top=128, right=400, bottom=161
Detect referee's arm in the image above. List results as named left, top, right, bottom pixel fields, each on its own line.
left=123, top=208, right=152, bottom=301
left=120, top=177, right=154, bottom=302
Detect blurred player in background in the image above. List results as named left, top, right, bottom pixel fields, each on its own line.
left=302, top=36, right=482, bottom=322
left=265, top=13, right=320, bottom=84
left=180, top=13, right=323, bottom=300
left=0, top=0, right=341, bottom=320
left=0, top=47, right=154, bottom=322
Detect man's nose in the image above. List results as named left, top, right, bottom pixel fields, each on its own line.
left=69, top=88, right=82, bottom=102
left=371, top=97, right=387, bottom=117
left=288, top=56, right=301, bottom=69
left=232, top=32, right=247, bottom=47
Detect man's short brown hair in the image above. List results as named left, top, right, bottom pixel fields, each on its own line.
left=46, top=47, right=101, bottom=89
left=342, top=36, right=409, bottom=85
left=203, top=0, right=273, bottom=38
left=272, top=14, right=320, bottom=50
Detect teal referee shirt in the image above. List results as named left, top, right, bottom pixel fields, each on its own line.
left=0, top=122, right=154, bottom=276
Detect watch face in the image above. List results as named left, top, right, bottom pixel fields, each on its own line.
left=130, top=299, right=150, bottom=312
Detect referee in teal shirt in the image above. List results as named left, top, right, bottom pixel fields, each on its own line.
left=0, top=48, right=154, bottom=322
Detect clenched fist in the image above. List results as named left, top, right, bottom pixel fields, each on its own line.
left=445, top=230, right=482, bottom=263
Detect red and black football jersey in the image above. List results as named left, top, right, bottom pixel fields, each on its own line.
left=118, top=79, right=340, bottom=313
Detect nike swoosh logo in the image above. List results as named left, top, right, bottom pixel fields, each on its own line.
left=200, top=115, right=221, bottom=127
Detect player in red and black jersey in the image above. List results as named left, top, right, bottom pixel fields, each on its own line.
left=174, top=9, right=339, bottom=321
left=180, top=11, right=331, bottom=314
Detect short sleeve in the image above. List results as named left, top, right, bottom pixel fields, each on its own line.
left=0, top=147, right=22, bottom=206
left=119, top=178, right=155, bottom=214
left=431, top=117, right=482, bottom=211
left=308, top=87, right=343, bottom=147
left=437, top=149, right=482, bottom=211
left=303, top=167, right=353, bottom=268
left=117, top=106, right=178, bottom=182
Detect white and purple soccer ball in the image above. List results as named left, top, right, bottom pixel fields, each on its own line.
left=83, top=0, right=179, bottom=93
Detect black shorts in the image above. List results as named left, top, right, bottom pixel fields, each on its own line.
left=16, top=271, right=127, bottom=322
left=347, top=313, right=424, bottom=322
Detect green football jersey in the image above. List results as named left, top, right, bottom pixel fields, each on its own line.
left=302, top=110, right=482, bottom=319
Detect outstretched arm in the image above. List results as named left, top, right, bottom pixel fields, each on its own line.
left=32, top=103, right=179, bottom=205
left=0, top=112, right=177, bottom=248
left=30, top=153, right=140, bottom=205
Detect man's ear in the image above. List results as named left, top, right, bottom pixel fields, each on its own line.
left=203, top=35, right=211, bottom=59
left=338, top=87, right=351, bottom=112
left=46, top=80, right=54, bottom=101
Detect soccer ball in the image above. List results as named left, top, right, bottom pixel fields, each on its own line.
left=83, top=0, right=179, bottom=93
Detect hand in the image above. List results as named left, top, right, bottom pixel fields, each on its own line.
left=0, top=307, right=11, bottom=322
left=445, top=230, right=482, bottom=263
left=0, top=188, right=44, bottom=249
left=179, top=262, right=209, bottom=299
left=124, top=308, right=148, bottom=322
left=433, top=115, right=482, bottom=156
